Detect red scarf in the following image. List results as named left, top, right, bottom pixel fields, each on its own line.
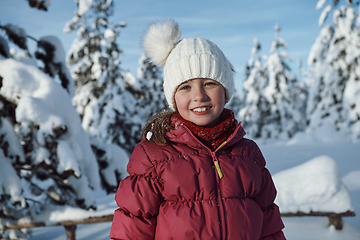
left=170, top=109, right=238, bottom=151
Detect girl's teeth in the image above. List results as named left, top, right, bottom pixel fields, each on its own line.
left=193, top=107, right=210, bottom=112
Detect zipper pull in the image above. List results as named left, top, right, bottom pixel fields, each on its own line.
left=214, top=160, right=224, bottom=179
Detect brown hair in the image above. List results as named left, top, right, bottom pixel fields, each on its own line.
left=141, top=110, right=175, bottom=146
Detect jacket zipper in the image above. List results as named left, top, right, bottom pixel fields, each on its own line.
left=178, top=126, right=240, bottom=240
left=214, top=160, right=223, bottom=179
left=211, top=151, right=227, bottom=240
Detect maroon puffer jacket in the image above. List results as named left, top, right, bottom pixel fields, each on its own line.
left=110, top=123, right=285, bottom=240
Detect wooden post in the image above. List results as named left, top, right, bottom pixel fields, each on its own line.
left=280, top=210, right=355, bottom=231
left=328, top=215, right=343, bottom=230
left=64, top=224, right=77, bottom=240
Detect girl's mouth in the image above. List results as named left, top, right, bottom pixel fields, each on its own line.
left=191, top=106, right=212, bottom=113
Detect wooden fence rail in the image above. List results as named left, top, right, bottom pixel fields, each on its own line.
left=1, top=211, right=356, bottom=240
left=281, top=210, right=355, bottom=230
left=2, top=214, right=113, bottom=240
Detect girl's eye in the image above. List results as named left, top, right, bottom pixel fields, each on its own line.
left=205, top=81, right=217, bottom=86
left=179, top=85, right=190, bottom=90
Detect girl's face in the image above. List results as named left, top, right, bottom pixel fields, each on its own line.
left=174, top=78, right=226, bottom=128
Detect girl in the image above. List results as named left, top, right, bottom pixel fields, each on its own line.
left=110, top=20, right=286, bottom=240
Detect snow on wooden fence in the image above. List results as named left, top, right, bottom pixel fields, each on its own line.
left=273, top=155, right=356, bottom=230
left=2, top=214, right=113, bottom=240
left=280, top=210, right=355, bottom=230
left=0, top=191, right=117, bottom=240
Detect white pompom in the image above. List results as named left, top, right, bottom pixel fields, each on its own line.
left=142, top=20, right=181, bottom=67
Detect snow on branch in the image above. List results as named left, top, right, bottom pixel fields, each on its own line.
left=319, top=5, right=333, bottom=26
left=77, top=0, right=93, bottom=16
left=0, top=24, right=28, bottom=51
left=316, top=0, right=328, bottom=10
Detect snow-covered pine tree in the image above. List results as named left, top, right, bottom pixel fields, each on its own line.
left=238, top=38, right=271, bottom=138
left=0, top=19, right=128, bottom=238
left=0, top=23, right=102, bottom=236
left=136, top=53, right=168, bottom=122
left=261, top=23, right=306, bottom=139
left=66, top=0, right=143, bottom=154
left=307, top=0, right=360, bottom=142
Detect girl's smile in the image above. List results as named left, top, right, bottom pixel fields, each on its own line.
left=174, top=78, right=226, bottom=127
left=191, top=106, right=212, bottom=114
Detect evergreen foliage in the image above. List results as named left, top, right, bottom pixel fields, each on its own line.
left=262, top=23, right=306, bottom=139
left=238, top=38, right=270, bottom=138
left=65, top=0, right=144, bottom=154
left=307, top=0, right=360, bottom=142
left=35, top=36, right=75, bottom=97
left=239, top=26, right=306, bottom=140
left=0, top=8, right=127, bottom=235
left=0, top=25, right=98, bottom=226
left=136, top=53, right=168, bottom=122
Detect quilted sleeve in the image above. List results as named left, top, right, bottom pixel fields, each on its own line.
left=109, top=143, right=163, bottom=240
left=253, top=168, right=286, bottom=239
left=250, top=143, right=286, bottom=240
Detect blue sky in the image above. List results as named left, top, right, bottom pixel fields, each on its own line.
left=1, top=0, right=332, bottom=90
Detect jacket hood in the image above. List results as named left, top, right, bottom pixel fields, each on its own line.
left=165, top=122, right=246, bottom=151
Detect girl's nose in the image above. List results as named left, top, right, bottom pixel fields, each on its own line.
left=193, top=86, right=209, bottom=102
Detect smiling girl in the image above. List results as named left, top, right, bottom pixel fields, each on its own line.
left=110, top=20, right=286, bottom=240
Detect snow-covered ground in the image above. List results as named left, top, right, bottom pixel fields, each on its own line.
left=27, top=136, right=360, bottom=240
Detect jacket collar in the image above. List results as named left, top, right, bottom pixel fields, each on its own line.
left=165, top=122, right=246, bottom=152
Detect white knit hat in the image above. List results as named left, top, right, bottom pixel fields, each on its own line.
left=142, top=20, right=234, bottom=110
